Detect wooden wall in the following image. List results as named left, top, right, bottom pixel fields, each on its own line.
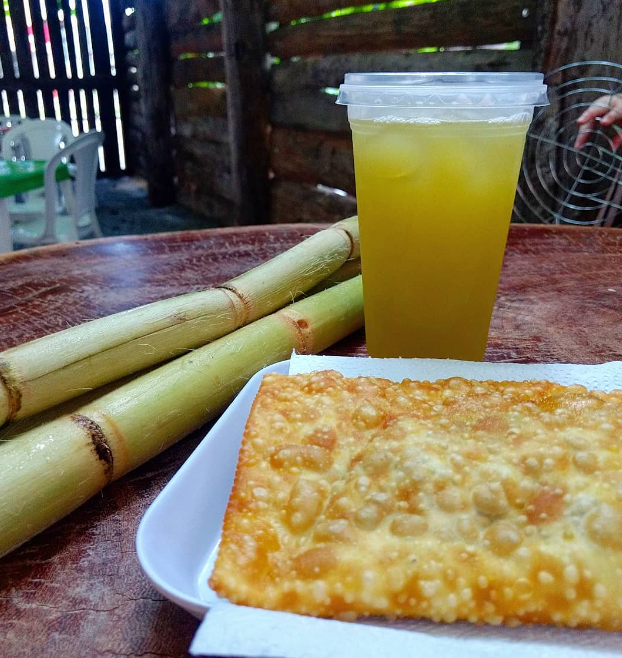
left=266, top=0, right=537, bottom=223
left=122, top=5, right=145, bottom=178
left=165, top=0, right=234, bottom=223
left=127, top=0, right=622, bottom=224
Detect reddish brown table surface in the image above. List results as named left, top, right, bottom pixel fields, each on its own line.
left=0, top=223, right=621, bottom=657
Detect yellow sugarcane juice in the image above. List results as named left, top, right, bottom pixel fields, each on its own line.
left=352, top=118, right=529, bottom=359
left=337, top=73, right=548, bottom=359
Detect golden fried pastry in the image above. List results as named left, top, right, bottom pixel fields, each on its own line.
left=209, top=371, right=622, bottom=630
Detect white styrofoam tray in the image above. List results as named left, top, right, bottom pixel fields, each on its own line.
left=136, top=360, right=289, bottom=619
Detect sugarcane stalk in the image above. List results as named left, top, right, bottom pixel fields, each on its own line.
left=0, top=276, right=364, bottom=558
left=307, top=258, right=361, bottom=295
left=0, top=217, right=359, bottom=427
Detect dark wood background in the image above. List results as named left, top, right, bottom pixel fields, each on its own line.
left=117, top=0, right=622, bottom=225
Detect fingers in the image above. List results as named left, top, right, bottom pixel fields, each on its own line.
left=611, top=131, right=622, bottom=152
left=576, top=96, right=613, bottom=124
left=575, top=94, right=622, bottom=150
left=577, top=105, right=607, bottom=125
left=599, top=106, right=622, bottom=127
left=574, top=119, right=595, bottom=149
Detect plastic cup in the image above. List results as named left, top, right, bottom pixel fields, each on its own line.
left=337, top=72, right=548, bottom=360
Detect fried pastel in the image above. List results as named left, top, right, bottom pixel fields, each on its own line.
left=209, top=371, right=622, bottom=630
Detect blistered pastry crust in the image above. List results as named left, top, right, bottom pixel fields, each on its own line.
left=210, top=371, right=622, bottom=630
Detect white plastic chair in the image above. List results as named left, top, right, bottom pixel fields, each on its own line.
left=11, top=131, right=104, bottom=247
left=0, top=116, right=29, bottom=158
left=1, top=119, right=74, bottom=161
left=1, top=119, right=76, bottom=218
left=0, top=115, right=28, bottom=132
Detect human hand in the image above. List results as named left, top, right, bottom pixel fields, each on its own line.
left=574, top=93, right=622, bottom=150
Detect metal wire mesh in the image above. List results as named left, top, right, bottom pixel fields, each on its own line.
left=513, top=61, right=622, bottom=226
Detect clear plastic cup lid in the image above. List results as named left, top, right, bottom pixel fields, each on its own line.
left=336, top=72, right=549, bottom=108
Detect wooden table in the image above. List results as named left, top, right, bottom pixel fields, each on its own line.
left=0, top=223, right=620, bottom=657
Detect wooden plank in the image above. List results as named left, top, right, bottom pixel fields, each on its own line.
left=3, top=91, right=20, bottom=116
left=124, top=28, right=137, bottom=50
left=122, top=10, right=135, bottom=32
left=165, top=0, right=220, bottom=35
left=175, top=137, right=234, bottom=201
left=175, top=136, right=231, bottom=167
left=272, top=48, right=535, bottom=93
left=175, top=116, right=230, bottom=144
left=53, top=88, right=70, bottom=129
left=77, top=87, right=96, bottom=133
left=88, top=0, right=120, bottom=173
left=74, top=0, right=93, bottom=79
left=541, top=0, right=622, bottom=73
left=88, top=0, right=112, bottom=75
left=176, top=187, right=235, bottom=224
left=125, top=49, right=138, bottom=67
left=172, top=55, right=226, bottom=86
left=531, top=0, right=555, bottom=71
left=44, top=0, right=71, bottom=122
left=270, top=126, right=355, bottom=195
left=126, top=66, right=138, bottom=86
left=135, top=0, right=175, bottom=205
left=58, top=0, right=79, bottom=79
left=268, top=0, right=535, bottom=59
left=271, top=88, right=348, bottom=132
left=9, top=0, right=38, bottom=117
left=170, top=24, right=223, bottom=57
left=0, top=10, right=14, bottom=81
left=28, top=0, right=55, bottom=117
left=97, top=88, right=121, bottom=173
left=126, top=125, right=144, bottom=147
left=172, top=86, right=227, bottom=119
left=0, top=75, right=118, bottom=92
left=128, top=112, right=146, bottom=134
left=270, top=179, right=356, bottom=224
left=221, top=0, right=269, bottom=225
left=268, top=0, right=379, bottom=24
left=128, top=97, right=144, bottom=120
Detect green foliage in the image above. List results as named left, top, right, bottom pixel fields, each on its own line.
left=289, top=0, right=444, bottom=25
left=201, top=12, right=223, bottom=26
left=187, top=81, right=225, bottom=89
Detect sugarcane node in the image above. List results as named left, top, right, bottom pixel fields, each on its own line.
left=70, top=413, right=114, bottom=481
left=279, top=310, right=313, bottom=355
left=216, top=284, right=252, bottom=326
left=0, top=361, right=22, bottom=425
left=333, top=216, right=360, bottom=260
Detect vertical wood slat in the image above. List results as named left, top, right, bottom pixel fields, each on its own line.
left=82, top=87, right=96, bottom=130
left=110, top=0, right=128, bottom=171
left=6, top=92, right=20, bottom=115
left=57, top=0, right=83, bottom=128
left=58, top=0, right=78, bottom=78
left=134, top=0, right=174, bottom=203
left=74, top=0, right=92, bottom=79
left=8, top=0, right=38, bottom=116
left=44, top=0, right=67, bottom=79
left=221, top=0, right=270, bottom=225
left=88, top=0, right=120, bottom=173
left=44, top=0, right=72, bottom=121
left=0, top=8, right=15, bottom=83
left=29, top=0, right=55, bottom=116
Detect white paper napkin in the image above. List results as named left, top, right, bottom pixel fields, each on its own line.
left=190, top=355, right=622, bottom=658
